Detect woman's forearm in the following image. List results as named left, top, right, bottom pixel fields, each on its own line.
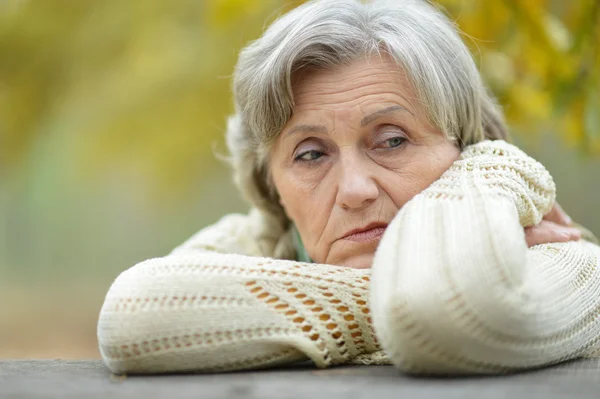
left=98, top=252, right=385, bottom=374
left=371, top=141, right=600, bottom=374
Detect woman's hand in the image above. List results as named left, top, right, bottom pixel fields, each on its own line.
left=525, top=203, right=581, bottom=247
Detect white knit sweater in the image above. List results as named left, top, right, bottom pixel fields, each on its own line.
left=97, top=140, right=600, bottom=375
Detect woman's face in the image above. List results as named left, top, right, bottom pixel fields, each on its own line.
left=270, top=55, right=460, bottom=269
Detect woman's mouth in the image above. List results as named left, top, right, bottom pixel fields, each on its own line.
left=341, top=223, right=388, bottom=243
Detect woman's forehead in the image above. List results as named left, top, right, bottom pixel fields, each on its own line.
left=291, top=55, right=418, bottom=114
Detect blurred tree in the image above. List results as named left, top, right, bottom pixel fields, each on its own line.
left=437, top=0, right=599, bottom=151
left=0, top=0, right=598, bottom=197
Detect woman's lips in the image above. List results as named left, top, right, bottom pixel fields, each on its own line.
left=342, top=227, right=387, bottom=243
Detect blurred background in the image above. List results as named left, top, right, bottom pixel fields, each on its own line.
left=0, top=0, right=598, bottom=359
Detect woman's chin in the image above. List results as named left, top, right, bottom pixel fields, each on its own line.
left=341, top=253, right=375, bottom=269
left=323, top=240, right=381, bottom=269
left=324, top=252, right=374, bottom=269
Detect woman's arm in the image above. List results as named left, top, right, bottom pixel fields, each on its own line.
left=97, top=250, right=387, bottom=374
left=371, top=140, right=600, bottom=374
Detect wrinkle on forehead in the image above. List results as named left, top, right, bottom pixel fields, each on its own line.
left=292, top=55, right=418, bottom=113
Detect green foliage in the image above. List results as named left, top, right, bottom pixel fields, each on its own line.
left=437, top=0, right=599, bottom=151
left=0, top=0, right=598, bottom=195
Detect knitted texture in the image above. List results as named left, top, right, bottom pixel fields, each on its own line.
left=371, top=140, right=600, bottom=374
left=97, top=140, right=600, bottom=375
left=98, top=253, right=388, bottom=374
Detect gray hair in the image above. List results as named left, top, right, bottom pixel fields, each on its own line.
left=225, top=0, right=509, bottom=259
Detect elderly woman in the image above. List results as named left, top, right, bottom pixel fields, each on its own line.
left=98, top=0, right=600, bottom=375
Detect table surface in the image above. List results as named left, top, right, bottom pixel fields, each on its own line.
left=1, top=358, right=600, bottom=399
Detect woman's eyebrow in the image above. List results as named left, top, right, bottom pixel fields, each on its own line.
left=287, top=124, right=328, bottom=135
left=360, top=105, right=410, bottom=127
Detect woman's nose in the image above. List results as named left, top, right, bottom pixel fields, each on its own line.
left=336, top=158, right=379, bottom=210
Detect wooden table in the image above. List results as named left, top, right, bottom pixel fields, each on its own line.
left=2, top=359, right=600, bottom=398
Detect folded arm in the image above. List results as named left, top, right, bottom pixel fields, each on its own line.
left=97, top=251, right=387, bottom=374
left=371, top=140, right=600, bottom=374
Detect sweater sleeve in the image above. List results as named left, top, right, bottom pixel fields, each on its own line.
left=371, top=140, right=600, bottom=374
left=97, top=251, right=387, bottom=374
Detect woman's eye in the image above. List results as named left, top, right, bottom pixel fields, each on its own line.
left=380, top=136, right=407, bottom=148
left=295, top=150, right=324, bottom=162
